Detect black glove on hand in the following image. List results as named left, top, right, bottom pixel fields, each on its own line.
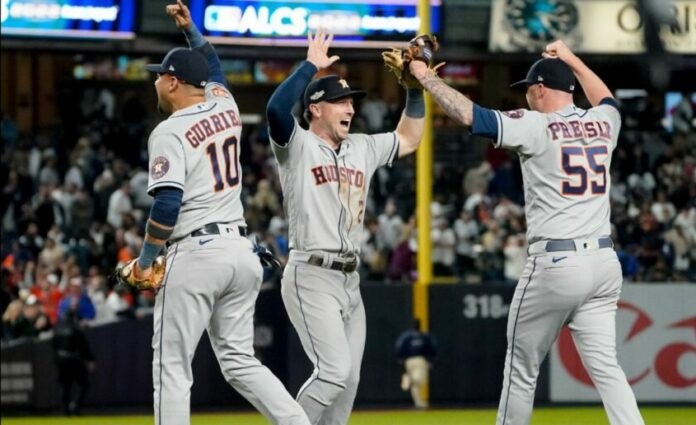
left=254, top=243, right=282, bottom=270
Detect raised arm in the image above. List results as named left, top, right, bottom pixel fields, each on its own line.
left=266, top=31, right=339, bottom=145
left=394, top=89, right=425, bottom=157
left=409, top=61, right=475, bottom=127
left=543, top=40, right=613, bottom=106
left=167, top=0, right=226, bottom=87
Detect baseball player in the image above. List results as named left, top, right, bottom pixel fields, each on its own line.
left=130, top=2, right=310, bottom=424
left=407, top=40, right=644, bottom=425
left=265, top=31, right=426, bottom=424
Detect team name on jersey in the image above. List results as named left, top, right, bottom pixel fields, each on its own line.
left=547, top=120, right=611, bottom=142
left=184, top=109, right=241, bottom=148
left=311, top=165, right=365, bottom=188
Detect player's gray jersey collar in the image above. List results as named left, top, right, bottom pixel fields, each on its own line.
left=169, top=101, right=215, bottom=119
left=314, top=135, right=352, bottom=158
left=553, top=103, right=587, bottom=118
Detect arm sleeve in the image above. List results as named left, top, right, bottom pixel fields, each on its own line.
left=266, top=61, right=317, bottom=146
left=471, top=104, right=499, bottom=139
left=149, top=187, right=183, bottom=227
left=183, top=23, right=226, bottom=88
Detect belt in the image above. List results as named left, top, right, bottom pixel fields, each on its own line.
left=307, top=255, right=358, bottom=273
left=529, top=237, right=613, bottom=255
left=167, top=223, right=248, bottom=246
left=190, top=223, right=248, bottom=238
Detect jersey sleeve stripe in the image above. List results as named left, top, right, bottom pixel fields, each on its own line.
left=494, top=110, right=504, bottom=148
left=148, top=181, right=185, bottom=194
left=386, top=133, right=399, bottom=167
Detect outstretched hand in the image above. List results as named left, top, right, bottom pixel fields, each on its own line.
left=166, top=0, right=192, bottom=30
left=306, top=30, right=340, bottom=70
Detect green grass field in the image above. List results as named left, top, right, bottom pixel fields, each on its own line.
left=3, top=407, right=694, bottom=425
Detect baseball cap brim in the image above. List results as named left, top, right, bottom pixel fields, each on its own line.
left=324, top=90, right=367, bottom=102
left=145, top=63, right=167, bottom=73
left=510, top=79, right=533, bottom=89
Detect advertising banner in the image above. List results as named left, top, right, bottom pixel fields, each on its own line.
left=1, top=0, right=136, bottom=39
left=187, top=0, right=441, bottom=48
left=489, top=0, right=696, bottom=54
left=550, top=284, right=696, bottom=401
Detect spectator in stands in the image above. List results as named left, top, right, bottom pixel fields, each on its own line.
left=651, top=190, right=677, bottom=224
left=38, top=151, right=60, bottom=187
left=2, top=299, right=24, bottom=341
left=85, top=266, right=117, bottom=324
left=453, top=209, right=478, bottom=276
left=11, top=295, right=50, bottom=340
left=1, top=111, right=20, bottom=146
left=33, top=183, right=65, bottom=236
left=57, top=277, right=96, bottom=322
left=616, top=242, right=640, bottom=281
left=431, top=216, right=456, bottom=276
left=70, top=187, right=94, bottom=240
left=38, top=237, right=65, bottom=271
left=360, top=217, right=386, bottom=281
left=378, top=198, right=404, bottom=253
left=106, top=181, right=132, bottom=229
left=388, top=217, right=417, bottom=283
left=18, top=222, right=43, bottom=261
left=30, top=271, right=63, bottom=326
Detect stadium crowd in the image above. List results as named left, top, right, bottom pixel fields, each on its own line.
left=1, top=87, right=694, bottom=343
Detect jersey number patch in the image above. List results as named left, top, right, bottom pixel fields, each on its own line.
left=206, top=136, right=240, bottom=192
left=561, top=145, right=607, bottom=196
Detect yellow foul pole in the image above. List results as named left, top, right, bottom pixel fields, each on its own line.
left=414, top=0, right=433, bottom=406
left=414, top=0, right=432, bottom=330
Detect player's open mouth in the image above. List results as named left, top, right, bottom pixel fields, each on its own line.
left=340, top=120, right=350, bottom=129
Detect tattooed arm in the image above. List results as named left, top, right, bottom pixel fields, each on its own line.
left=409, top=61, right=474, bottom=126
left=409, top=61, right=498, bottom=138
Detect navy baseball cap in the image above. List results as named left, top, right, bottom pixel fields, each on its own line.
left=303, top=75, right=366, bottom=108
left=146, top=47, right=208, bottom=88
left=510, top=58, right=575, bottom=93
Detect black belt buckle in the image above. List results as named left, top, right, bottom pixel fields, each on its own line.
left=340, top=256, right=357, bottom=273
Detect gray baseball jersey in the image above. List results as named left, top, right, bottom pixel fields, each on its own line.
left=270, top=118, right=398, bottom=425
left=492, top=103, right=620, bottom=243
left=270, top=119, right=398, bottom=254
left=147, top=82, right=245, bottom=239
left=491, top=102, right=644, bottom=425
left=150, top=82, right=310, bottom=425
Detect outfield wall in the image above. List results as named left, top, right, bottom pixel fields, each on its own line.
left=1, top=283, right=693, bottom=412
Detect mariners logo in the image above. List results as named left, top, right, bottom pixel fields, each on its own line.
left=503, top=0, right=580, bottom=51
left=151, top=156, right=170, bottom=179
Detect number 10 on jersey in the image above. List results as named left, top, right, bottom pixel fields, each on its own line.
left=206, top=136, right=240, bottom=192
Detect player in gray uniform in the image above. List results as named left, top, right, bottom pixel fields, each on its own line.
left=408, top=40, right=644, bottom=425
left=265, top=31, right=427, bottom=425
left=131, top=2, right=310, bottom=425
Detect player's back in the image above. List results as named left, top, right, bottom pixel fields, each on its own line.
left=495, top=102, right=621, bottom=242
left=147, top=83, right=245, bottom=240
